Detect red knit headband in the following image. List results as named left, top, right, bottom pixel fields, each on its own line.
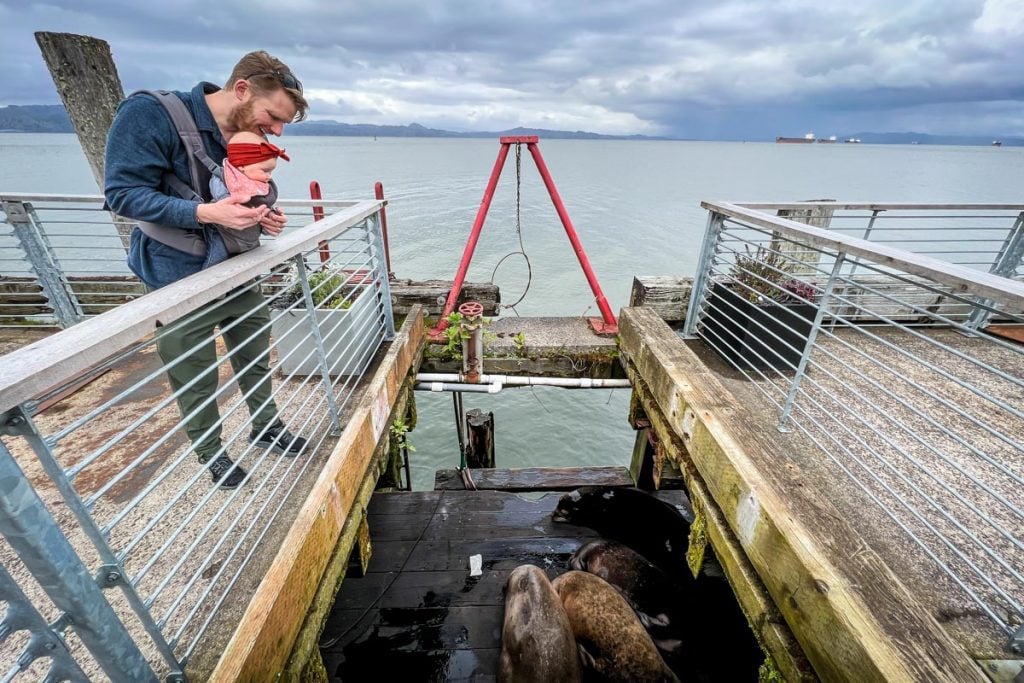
left=227, top=141, right=291, bottom=167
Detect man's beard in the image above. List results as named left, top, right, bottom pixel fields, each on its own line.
left=227, top=99, right=259, bottom=134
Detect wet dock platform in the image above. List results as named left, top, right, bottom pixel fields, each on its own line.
left=319, top=486, right=689, bottom=681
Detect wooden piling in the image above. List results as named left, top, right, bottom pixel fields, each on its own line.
left=34, top=32, right=132, bottom=248
left=773, top=200, right=834, bottom=276
left=464, top=408, right=495, bottom=468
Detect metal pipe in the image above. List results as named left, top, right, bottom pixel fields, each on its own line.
left=374, top=182, right=393, bottom=276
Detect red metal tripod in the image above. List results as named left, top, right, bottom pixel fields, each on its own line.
left=428, top=136, right=617, bottom=339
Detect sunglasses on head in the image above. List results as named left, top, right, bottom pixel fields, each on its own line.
left=244, top=70, right=303, bottom=93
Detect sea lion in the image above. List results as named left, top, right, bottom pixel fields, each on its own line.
left=551, top=487, right=693, bottom=578
left=499, top=564, right=582, bottom=683
left=551, top=570, right=680, bottom=683
left=570, top=539, right=686, bottom=655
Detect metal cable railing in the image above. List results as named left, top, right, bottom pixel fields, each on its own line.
left=0, top=195, right=394, bottom=680
left=686, top=201, right=1024, bottom=654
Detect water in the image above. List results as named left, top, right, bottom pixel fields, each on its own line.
left=2, top=134, right=1021, bottom=489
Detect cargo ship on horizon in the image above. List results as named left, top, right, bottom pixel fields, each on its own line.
left=776, top=133, right=845, bottom=144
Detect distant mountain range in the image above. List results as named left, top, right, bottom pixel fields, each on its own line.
left=0, top=104, right=663, bottom=140
left=1, top=104, right=1021, bottom=146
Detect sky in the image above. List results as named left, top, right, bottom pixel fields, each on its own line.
left=2, top=0, right=1023, bottom=140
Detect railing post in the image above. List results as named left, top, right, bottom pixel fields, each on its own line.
left=368, top=212, right=397, bottom=340
left=2, top=199, right=83, bottom=328
left=0, top=562, right=90, bottom=681
left=964, top=211, right=1024, bottom=331
left=293, top=255, right=343, bottom=433
left=683, top=211, right=725, bottom=338
left=777, top=252, right=847, bottom=432
left=0, top=406, right=184, bottom=679
left=0, top=437, right=157, bottom=682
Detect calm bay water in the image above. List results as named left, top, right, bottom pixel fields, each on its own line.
left=2, top=133, right=1021, bottom=488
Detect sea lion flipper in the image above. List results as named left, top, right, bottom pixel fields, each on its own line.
left=576, top=642, right=597, bottom=669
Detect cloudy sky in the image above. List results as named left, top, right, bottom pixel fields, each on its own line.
left=2, top=0, right=1023, bottom=139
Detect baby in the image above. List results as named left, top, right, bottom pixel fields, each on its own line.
left=202, top=131, right=290, bottom=266
left=210, top=130, right=290, bottom=209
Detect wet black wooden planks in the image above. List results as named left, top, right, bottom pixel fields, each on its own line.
left=320, top=489, right=597, bottom=682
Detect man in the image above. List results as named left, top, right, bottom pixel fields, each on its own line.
left=105, top=51, right=310, bottom=489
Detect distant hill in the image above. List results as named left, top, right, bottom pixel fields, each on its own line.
left=286, top=121, right=666, bottom=140
left=0, top=104, right=73, bottom=133
left=0, top=104, right=664, bottom=140
left=3, top=104, right=1022, bottom=145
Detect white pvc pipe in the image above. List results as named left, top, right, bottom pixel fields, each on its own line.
left=416, top=373, right=631, bottom=389
left=415, top=381, right=504, bottom=394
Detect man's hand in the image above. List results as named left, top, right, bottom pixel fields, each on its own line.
left=259, top=207, right=288, bottom=237
left=196, top=195, right=269, bottom=230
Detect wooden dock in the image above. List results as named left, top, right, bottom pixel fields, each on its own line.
left=320, top=484, right=764, bottom=682
left=618, top=306, right=995, bottom=682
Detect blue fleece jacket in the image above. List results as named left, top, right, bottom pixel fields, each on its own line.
left=104, top=82, right=229, bottom=288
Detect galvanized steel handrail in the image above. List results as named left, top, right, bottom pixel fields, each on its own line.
left=0, top=192, right=361, bottom=209
left=702, top=201, right=1024, bottom=307
left=0, top=193, right=395, bottom=679
left=738, top=202, right=1024, bottom=211
left=0, top=197, right=384, bottom=414
left=687, top=202, right=1024, bottom=655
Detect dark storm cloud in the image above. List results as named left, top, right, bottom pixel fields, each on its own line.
left=1, top=0, right=1021, bottom=137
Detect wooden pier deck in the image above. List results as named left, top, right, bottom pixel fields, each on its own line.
left=619, top=306, right=1006, bottom=682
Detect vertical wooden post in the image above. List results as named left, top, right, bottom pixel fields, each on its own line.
left=629, top=427, right=658, bottom=489
left=347, top=511, right=372, bottom=578
left=35, top=32, right=132, bottom=249
left=773, top=200, right=835, bottom=276
left=464, top=408, right=495, bottom=468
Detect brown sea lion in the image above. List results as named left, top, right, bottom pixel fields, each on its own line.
left=570, top=540, right=685, bottom=653
left=499, top=564, right=582, bottom=683
left=551, top=570, right=680, bottom=682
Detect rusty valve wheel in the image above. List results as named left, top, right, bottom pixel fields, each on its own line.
left=458, top=301, right=484, bottom=317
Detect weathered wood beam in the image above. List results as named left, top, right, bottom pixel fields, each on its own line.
left=618, top=306, right=984, bottom=683
left=433, top=466, right=633, bottom=491
left=390, top=278, right=499, bottom=316
left=629, top=276, right=692, bottom=324
left=209, top=306, right=425, bottom=682
left=280, top=353, right=422, bottom=681
left=626, top=366, right=815, bottom=681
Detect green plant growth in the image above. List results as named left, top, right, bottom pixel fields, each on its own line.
left=512, top=331, right=527, bottom=356
left=442, top=312, right=470, bottom=360
left=389, top=418, right=415, bottom=453
left=289, top=268, right=358, bottom=309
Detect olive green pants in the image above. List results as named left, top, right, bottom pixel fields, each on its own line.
left=154, top=285, right=278, bottom=461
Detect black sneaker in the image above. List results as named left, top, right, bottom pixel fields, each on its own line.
left=208, top=455, right=246, bottom=489
left=251, top=420, right=307, bottom=457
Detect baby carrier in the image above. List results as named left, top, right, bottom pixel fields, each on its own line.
left=130, top=89, right=275, bottom=258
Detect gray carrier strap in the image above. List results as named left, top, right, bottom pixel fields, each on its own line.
left=130, top=89, right=262, bottom=258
